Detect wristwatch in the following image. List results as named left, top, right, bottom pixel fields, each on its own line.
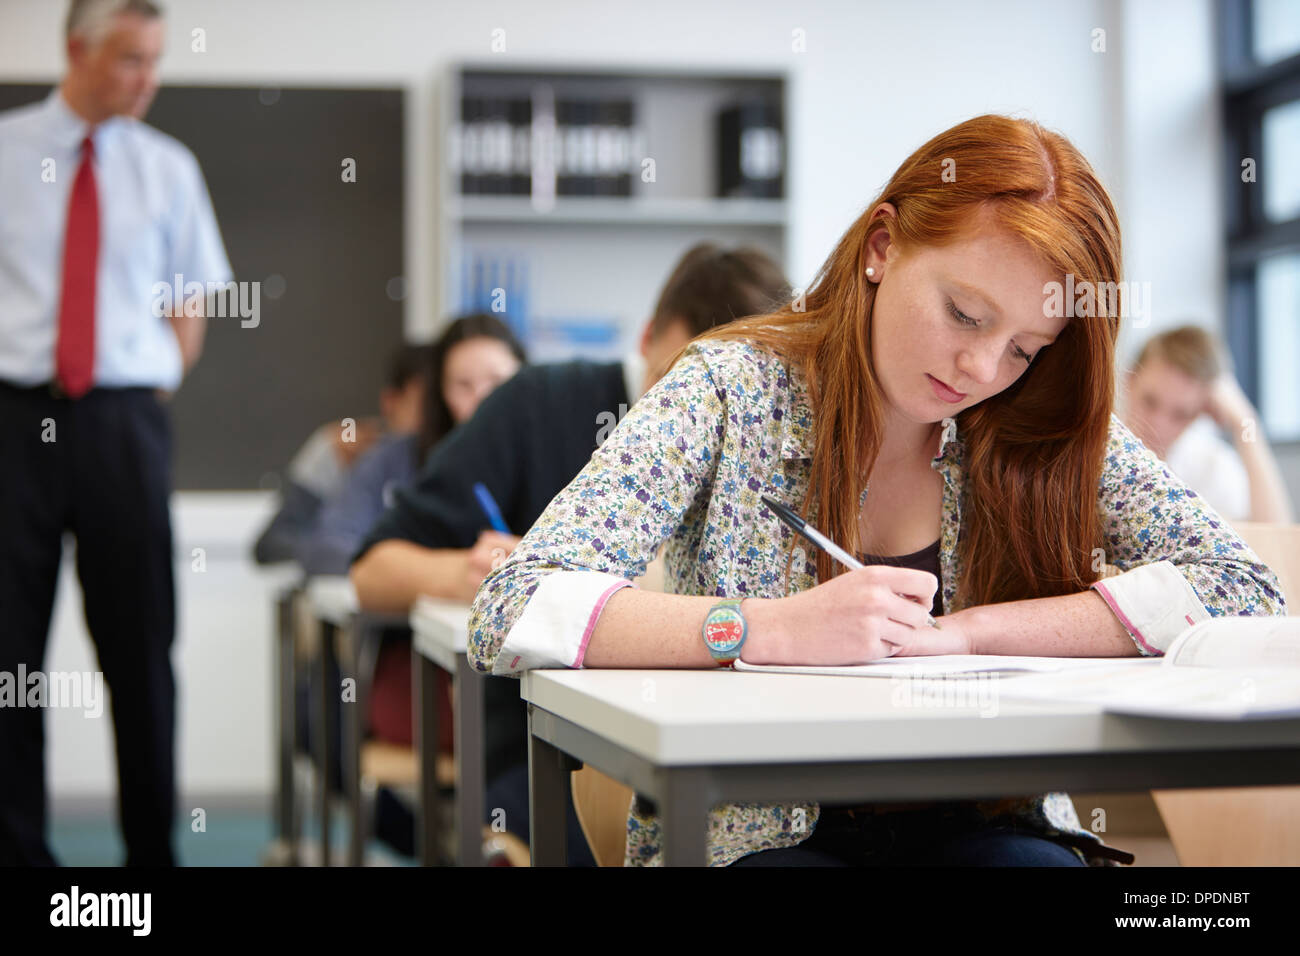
left=701, top=597, right=748, bottom=668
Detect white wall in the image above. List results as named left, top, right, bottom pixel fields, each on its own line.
left=0, top=0, right=1130, bottom=336
left=0, top=0, right=1240, bottom=802
left=1115, top=0, right=1224, bottom=363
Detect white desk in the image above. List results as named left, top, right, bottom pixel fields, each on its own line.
left=267, top=579, right=306, bottom=866
left=522, top=669, right=1300, bottom=866
left=305, top=575, right=408, bottom=866
left=409, top=597, right=483, bottom=867
left=305, top=575, right=359, bottom=626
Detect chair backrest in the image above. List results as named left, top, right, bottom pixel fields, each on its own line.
left=1152, top=521, right=1300, bottom=865
left=571, top=767, right=634, bottom=867
left=1153, top=786, right=1300, bottom=865
left=1229, top=522, right=1300, bottom=613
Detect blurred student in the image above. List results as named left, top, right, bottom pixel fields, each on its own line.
left=1121, top=325, right=1294, bottom=524
left=350, top=243, right=790, bottom=863
left=305, top=318, right=524, bottom=847
left=0, top=0, right=230, bottom=866
left=297, top=314, right=526, bottom=576
left=251, top=343, right=434, bottom=565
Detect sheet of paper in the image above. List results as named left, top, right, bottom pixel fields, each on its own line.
left=1164, top=617, right=1300, bottom=669
left=998, top=664, right=1300, bottom=720
left=733, top=655, right=1157, bottom=679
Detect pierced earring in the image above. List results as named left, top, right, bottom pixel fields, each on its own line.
left=865, top=267, right=876, bottom=279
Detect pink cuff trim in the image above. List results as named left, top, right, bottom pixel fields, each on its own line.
left=573, top=581, right=633, bottom=668
left=1091, top=580, right=1160, bottom=656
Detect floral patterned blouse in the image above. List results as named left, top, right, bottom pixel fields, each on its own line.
left=468, top=338, right=1288, bottom=867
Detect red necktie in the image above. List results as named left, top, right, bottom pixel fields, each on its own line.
left=54, top=135, right=99, bottom=399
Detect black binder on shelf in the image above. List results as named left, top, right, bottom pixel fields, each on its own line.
left=716, top=100, right=785, bottom=199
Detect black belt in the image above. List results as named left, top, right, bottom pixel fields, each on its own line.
left=0, top=380, right=157, bottom=398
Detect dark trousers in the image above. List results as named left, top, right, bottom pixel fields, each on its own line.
left=729, top=804, right=1087, bottom=867
left=0, top=381, right=176, bottom=866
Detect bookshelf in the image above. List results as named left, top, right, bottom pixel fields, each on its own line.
left=436, top=64, right=790, bottom=362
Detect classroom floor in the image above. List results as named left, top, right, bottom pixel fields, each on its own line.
left=49, top=806, right=417, bottom=867
left=48, top=808, right=1180, bottom=867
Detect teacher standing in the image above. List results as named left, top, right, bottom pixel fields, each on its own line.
left=0, top=0, right=231, bottom=865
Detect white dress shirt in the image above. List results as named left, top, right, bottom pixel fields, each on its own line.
left=0, top=88, right=232, bottom=390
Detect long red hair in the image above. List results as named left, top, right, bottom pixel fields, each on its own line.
left=685, top=114, right=1123, bottom=611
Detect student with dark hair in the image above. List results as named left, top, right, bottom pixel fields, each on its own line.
left=288, top=317, right=523, bottom=856
left=416, top=313, right=530, bottom=466
left=252, top=343, right=434, bottom=566
left=350, top=242, right=790, bottom=863
left=299, top=315, right=525, bottom=576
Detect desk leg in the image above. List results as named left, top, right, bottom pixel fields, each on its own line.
left=658, top=768, right=711, bottom=867
left=455, top=657, right=485, bottom=867
left=415, top=650, right=442, bottom=866
left=343, top=619, right=365, bottom=867
left=528, top=705, right=568, bottom=866
left=318, top=619, right=336, bottom=867
left=274, top=588, right=296, bottom=862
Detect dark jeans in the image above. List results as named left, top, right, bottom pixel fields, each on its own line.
left=0, top=382, right=176, bottom=866
left=730, top=803, right=1086, bottom=867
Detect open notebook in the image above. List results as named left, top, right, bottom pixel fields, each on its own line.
left=734, top=617, right=1300, bottom=720
left=732, top=654, right=1145, bottom=679
left=997, top=616, right=1300, bottom=720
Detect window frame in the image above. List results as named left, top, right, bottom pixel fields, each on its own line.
left=1218, top=0, right=1300, bottom=418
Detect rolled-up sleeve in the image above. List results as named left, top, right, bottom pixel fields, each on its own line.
left=1090, top=414, right=1287, bottom=655
left=469, top=343, right=727, bottom=676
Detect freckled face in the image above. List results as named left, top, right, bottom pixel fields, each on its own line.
left=868, top=209, right=1069, bottom=424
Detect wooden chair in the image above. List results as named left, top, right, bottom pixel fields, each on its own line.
left=572, top=767, right=635, bottom=866
left=1150, top=521, right=1300, bottom=865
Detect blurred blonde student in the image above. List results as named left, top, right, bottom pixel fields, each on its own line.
left=1121, top=325, right=1294, bottom=524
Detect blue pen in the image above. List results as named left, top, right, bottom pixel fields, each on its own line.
left=473, top=482, right=511, bottom=533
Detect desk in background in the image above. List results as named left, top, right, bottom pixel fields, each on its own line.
left=305, top=575, right=409, bottom=866
left=409, top=597, right=485, bottom=866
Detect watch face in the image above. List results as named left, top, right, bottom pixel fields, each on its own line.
left=703, top=605, right=745, bottom=654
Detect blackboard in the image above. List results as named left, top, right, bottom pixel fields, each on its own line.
left=0, top=83, right=406, bottom=490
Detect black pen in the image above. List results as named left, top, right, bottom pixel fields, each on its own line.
left=760, top=494, right=940, bottom=629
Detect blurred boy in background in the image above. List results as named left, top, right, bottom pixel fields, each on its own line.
left=1121, top=324, right=1294, bottom=525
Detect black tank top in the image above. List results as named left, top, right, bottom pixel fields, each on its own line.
left=857, top=539, right=943, bottom=618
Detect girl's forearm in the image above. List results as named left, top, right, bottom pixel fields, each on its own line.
left=952, top=589, right=1143, bottom=657
left=583, top=589, right=791, bottom=668
left=350, top=540, right=478, bottom=613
